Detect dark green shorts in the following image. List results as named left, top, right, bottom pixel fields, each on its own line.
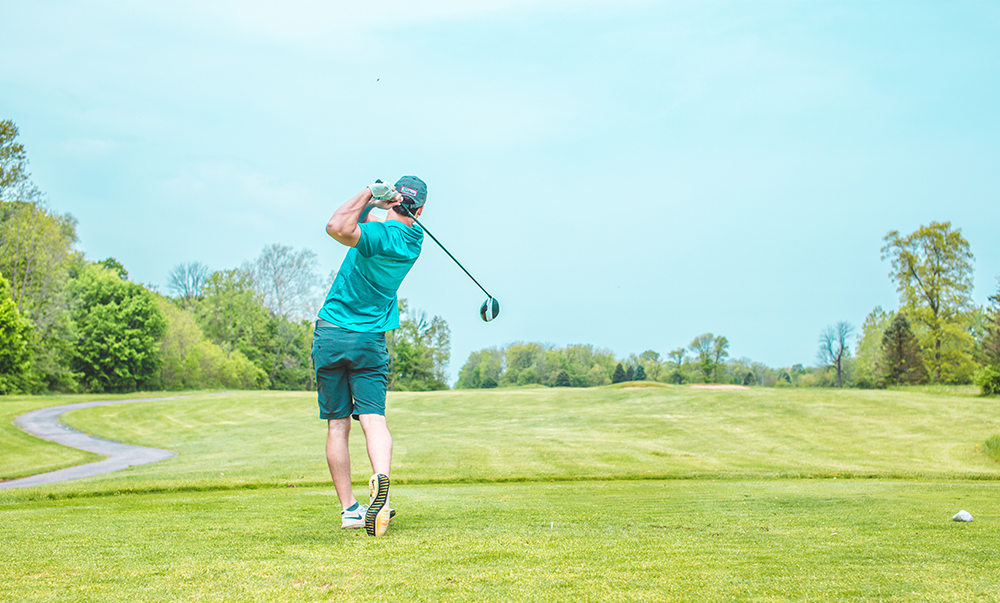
left=312, top=324, right=389, bottom=420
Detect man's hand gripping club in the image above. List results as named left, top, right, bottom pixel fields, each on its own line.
left=326, top=181, right=402, bottom=248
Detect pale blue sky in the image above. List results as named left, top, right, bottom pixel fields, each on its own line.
left=3, top=1, right=998, bottom=383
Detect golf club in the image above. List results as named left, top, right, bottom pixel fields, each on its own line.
left=398, top=203, right=500, bottom=322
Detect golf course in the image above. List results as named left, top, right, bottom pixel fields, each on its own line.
left=2, top=384, right=998, bottom=602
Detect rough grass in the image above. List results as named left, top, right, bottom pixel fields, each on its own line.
left=2, top=386, right=999, bottom=602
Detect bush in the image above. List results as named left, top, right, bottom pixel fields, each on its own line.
left=974, top=365, right=1000, bottom=396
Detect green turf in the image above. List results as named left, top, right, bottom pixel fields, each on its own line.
left=1, top=481, right=996, bottom=602
left=0, top=392, right=188, bottom=480
left=2, top=386, right=999, bottom=601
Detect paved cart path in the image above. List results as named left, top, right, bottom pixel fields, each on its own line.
left=1, top=396, right=187, bottom=490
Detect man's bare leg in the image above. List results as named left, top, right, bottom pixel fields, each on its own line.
left=359, top=413, right=393, bottom=536
left=358, top=414, right=392, bottom=476
left=326, top=418, right=358, bottom=510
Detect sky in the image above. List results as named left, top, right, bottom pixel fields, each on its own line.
left=2, top=0, right=999, bottom=384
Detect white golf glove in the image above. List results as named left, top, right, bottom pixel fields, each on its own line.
left=368, top=180, right=396, bottom=201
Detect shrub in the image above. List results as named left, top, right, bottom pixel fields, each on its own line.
left=974, top=365, right=1000, bottom=396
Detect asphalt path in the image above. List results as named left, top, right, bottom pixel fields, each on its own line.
left=1, top=396, right=186, bottom=490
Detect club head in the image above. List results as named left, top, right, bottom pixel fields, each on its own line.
left=480, top=297, right=500, bottom=322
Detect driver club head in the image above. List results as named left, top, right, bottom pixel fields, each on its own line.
left=480, top=297, right=500, bottom=322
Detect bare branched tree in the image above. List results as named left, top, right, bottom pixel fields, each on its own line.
left=167, top=261, right=210, bottom=308
left=246, top=244, right=319, bottom=320
left=818, top=321, right=854, bottom=388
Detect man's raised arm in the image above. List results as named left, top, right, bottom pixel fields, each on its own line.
left=326, top=184, right=401, bottom=247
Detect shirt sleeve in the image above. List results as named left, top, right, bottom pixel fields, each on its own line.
left=355, top=222, right=385, bottom=258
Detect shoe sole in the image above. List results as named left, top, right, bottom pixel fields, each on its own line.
left=365, top=473, right=391, bottom=537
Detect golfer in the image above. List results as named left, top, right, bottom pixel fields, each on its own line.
left=313, top=176, right=426, bottom=537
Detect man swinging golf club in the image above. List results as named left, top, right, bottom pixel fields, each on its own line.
left=313, top=175, right=426, bottom=537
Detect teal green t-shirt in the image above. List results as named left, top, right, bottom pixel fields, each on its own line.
left=318, top=220, right=424, bottom=332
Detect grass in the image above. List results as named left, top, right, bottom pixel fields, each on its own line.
left=0, top=392, right=189, bottom=481
left=2, top=385, right=999, bottom=601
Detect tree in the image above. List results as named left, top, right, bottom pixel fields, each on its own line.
left=0, top=124, right=80, bottom=391
left=854, top=307, right=892, bottom=388
left=638, top=350, right=662, bottom=381
left=982, top=278, right=1000, bottom=367
left=0, top=273, right=33, bottom=393
left=690, top=333, right=728, bottom=383
left=246, top=244, right=319, bottom=320
left=167, top=261, right=210, bottom=307
left=0, top=119, right=29, bottom=199
left=501, top=342, right=546, bottom=386
left=195, top=268, right=272, bottom=371
left=712, top=336, right=730, bottom=381
left=99, top=257, right=128, bottom=280
left=69, top=263, right=167, bottom=392
left=388, top=299, right=450, bottom=391
left=553, top=369, right=571, bottom=387
left=817, top=321, right=853, bottom=388
left=625, top=364, right=635, bottom=382
left=880, top=313, right=927, bottom=386
left=156, top=298, right=266, bottom=390
left=456, top=348, right=503, bottom=389
left=882, top=222, right=976, bottom=382
left=586, top=363, right=611, bottom=387
left=667, top=348, right=686, bottom=384
left=635, top=364, right=647, bottom=381
left=612, top=362, right=626, bottom=384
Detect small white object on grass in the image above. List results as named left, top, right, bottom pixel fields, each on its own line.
left=952, top=510, right=973, bottom=522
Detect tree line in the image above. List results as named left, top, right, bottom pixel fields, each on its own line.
left=458, top=223, right=1000, bottom=395
left=0, top=119, right=449, bottom=395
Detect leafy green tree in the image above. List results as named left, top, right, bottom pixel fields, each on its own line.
left=99, top=257, right=128, bottom=280
left=667, top=348, right=686, bottom=384
left=388, top=299, right=450, bottom=391
left=0, top=273, right=33, bottom=393
left=456, top=347, right=503, bottom=389
left=690, top=334, right=728, bottom=383
left=553, top=369, right=571, bottom=387
left=625, top=364, right=635, bottom=382
left=0, top=126, right=80, bottom=391
left=500, top=342, right=546, bottom=386
left=635, top=364, right=647, bottom=381
left=882, top=222, right=976, bottom=382
left=612, top=362, right=626, bottom=384
left=586, top=363, right=610, bottom=387
left=0, top=119, right=29, bottom=199
left=817, top=321, right=853, bottom=388
left=195, top=269, right=273, bottom=376
left=638, top=350, right=662, bottom=381
left=69, top=263, right=167, bottom=392
left=712, top=336, right=730, bottom=381
left=157, top=298, right=266, bottom=390
left=981, top=278, right=1000, bottom=367
left=854, top=307, right=892, bottom=388
left=880, top=313, right=927, bottom=386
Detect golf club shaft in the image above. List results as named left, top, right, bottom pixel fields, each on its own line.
left=401, top=206, right=492, bottom=299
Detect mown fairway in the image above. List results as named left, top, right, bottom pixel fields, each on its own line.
left=2, top=385, right=999, bottom=602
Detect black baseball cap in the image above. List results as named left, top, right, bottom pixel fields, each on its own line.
left=394, top=175, right=427, bottom=209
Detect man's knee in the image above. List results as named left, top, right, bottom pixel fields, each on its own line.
left=358, top=413, right=390, bottom=435
left=327, top=417, right=351, bottom=439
